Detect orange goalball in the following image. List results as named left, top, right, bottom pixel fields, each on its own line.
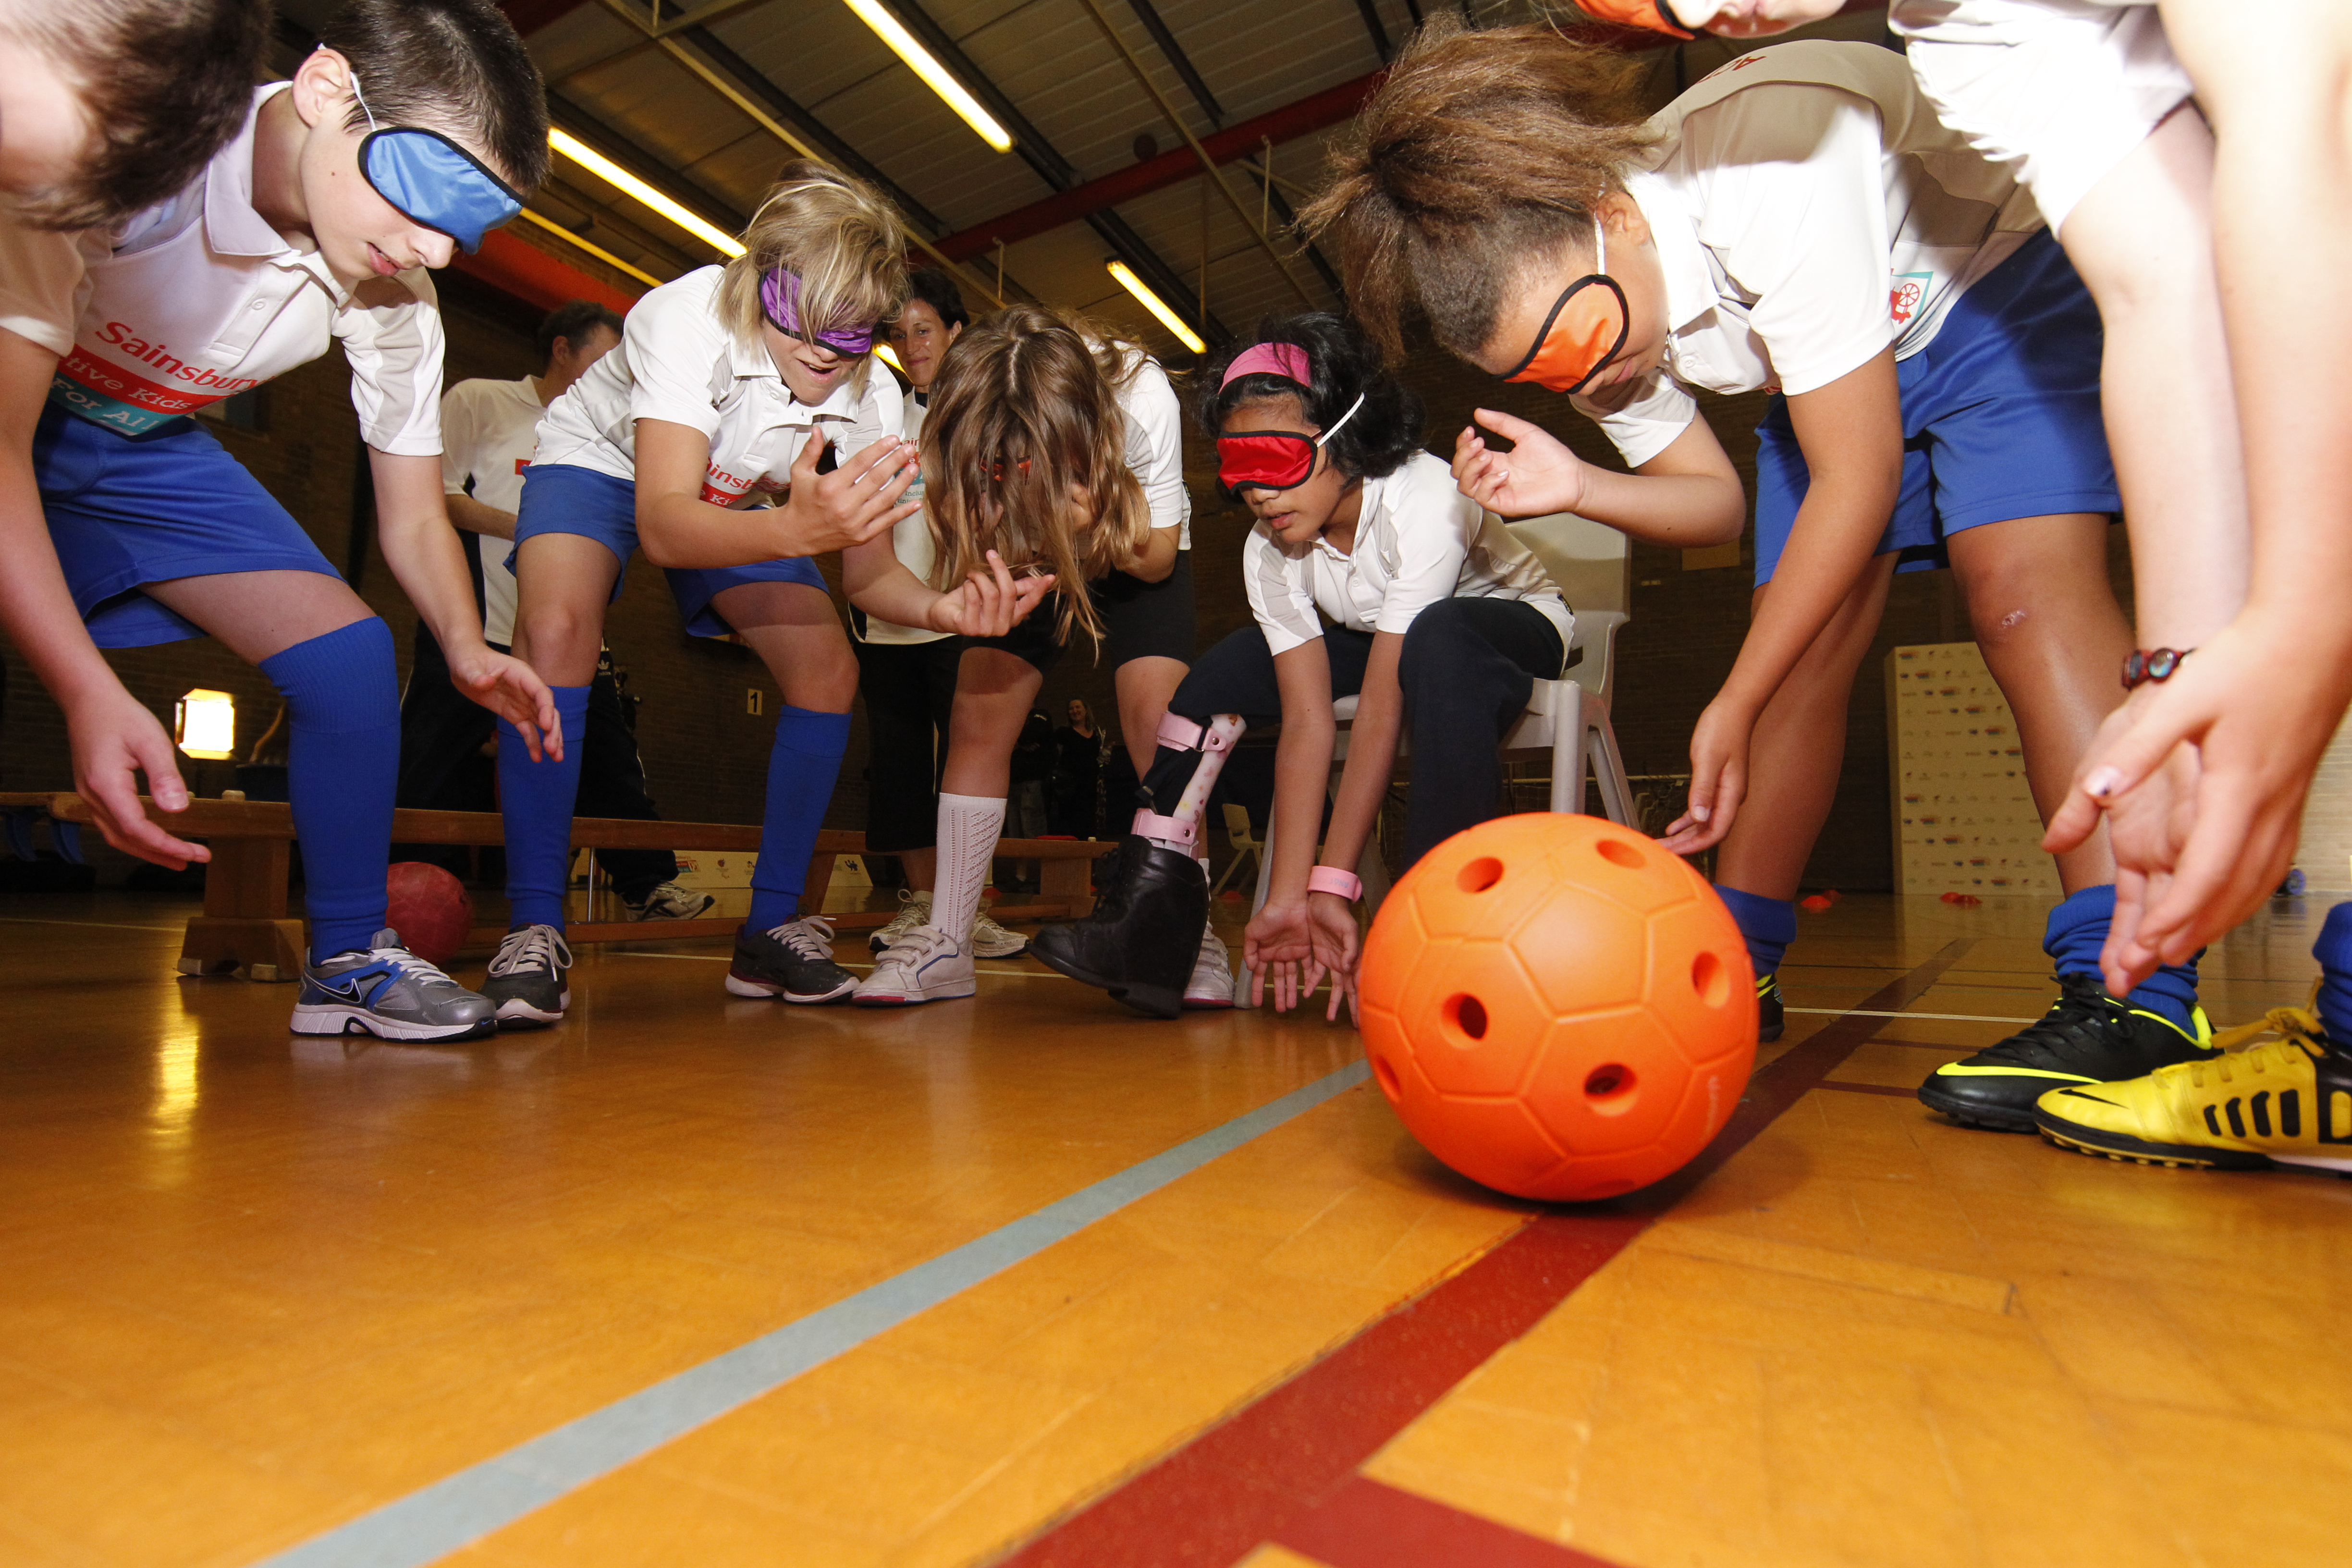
left=1359, top=813, right=1757, bottom=1202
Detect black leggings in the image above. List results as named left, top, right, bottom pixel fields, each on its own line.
left=1140, top=596, right=1565, bottom=868
left=852, top=633, right=964, bottom=853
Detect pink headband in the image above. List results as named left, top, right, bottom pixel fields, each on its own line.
left=1221, top=342, right=1311, bottom=390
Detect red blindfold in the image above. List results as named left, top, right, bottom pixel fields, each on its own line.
left=1215, top=392, right=1366, bottom=496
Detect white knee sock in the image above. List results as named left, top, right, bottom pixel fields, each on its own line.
left=934, top=793, right=1004, bottom=947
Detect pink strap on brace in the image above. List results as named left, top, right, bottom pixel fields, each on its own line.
left=1132, top=809, right=1195, bottom=847
left=1220, top=343, right=1311, bottom=391
left=1157, top=712, right=1234, bottom=753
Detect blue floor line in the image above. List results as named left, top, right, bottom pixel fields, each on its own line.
left=250, top=1058, right=1373, bottom=1568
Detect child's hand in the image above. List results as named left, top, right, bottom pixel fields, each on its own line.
left=64, top=686, right=211, bottom=869
left=1452, top=410, right=1592, bottom=518
left=1245, top=897, right=1328, bottom=1014
left=770, top=431, right=921, bottom=556
left=1306, top=891, right=1361, bottom=1025
left=1660, top=698, right=1752, bottom=855
left=2045, top=619, right=2351, bottom=991
left=927, top=551, right=1057, bottom=637
left=448, top=642, right=563, bottom=763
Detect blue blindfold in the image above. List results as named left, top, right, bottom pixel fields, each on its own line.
left=359, top=126, right=521, bottom=254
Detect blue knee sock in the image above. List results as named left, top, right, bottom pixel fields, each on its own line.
left=260, top=619, right=401, bottom=963
left=1717, top=886, right=1796, bottom=980
left=498, top=684, right=593, bottom=931
left=2312, top=902, right=2352, bottom=1043
left=2044, top=883, right=2201, bottom=1033
left=747, top=705, right=852, bottom=932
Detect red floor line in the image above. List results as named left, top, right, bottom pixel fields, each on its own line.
left=1274, top=1476, right=1623, bottom=1567
left=991, top=940, right=1977, bottom=1568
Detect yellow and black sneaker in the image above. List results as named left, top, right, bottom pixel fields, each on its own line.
left=2035, top=1002, right=2352, bottom=1174
left=1757, top=971, right=1784, bottom=1044
left=1917, top=971, right=2214, bottom=1133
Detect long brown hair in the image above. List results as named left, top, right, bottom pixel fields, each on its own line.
left=920, top=304, right=1152, bottom=649
left=1298, top=14, right=1657, bottom=361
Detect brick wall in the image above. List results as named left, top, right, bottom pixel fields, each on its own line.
left=3, top=275, right=2148, bottom=896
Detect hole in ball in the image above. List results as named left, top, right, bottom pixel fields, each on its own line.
left=1585, top=1062, right=1636, bottom=1101
left=1690, top=949, right=1728, bottom=1007
left=1596, top=838, right=1644, bottom=870
left=1371, top=1052, right=1402, bottom=1100
left=1457, top=856, right=1503, bottom=894
left=1448, top=993, right=1489, bottom=1041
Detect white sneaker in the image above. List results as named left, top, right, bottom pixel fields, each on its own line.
left=853, top=925, right=976, bottom=1006
left=868, top=888, right=933, bottom=953
left=625, top=881, right=716, bottom=921
left=970, top=909, right=1029, bottom=959
left=1184, top=919, right=1234, bottom=1009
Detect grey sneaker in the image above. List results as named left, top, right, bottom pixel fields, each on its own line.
left=624, top=881, right=716, bottom=921
left=291, top=929, right=496, bottom=1042
left=970, top=909, right=1029, bottom=959
left=481, top=923, right=572, bottom=1029
left=869, top=888, right=934, bottom=953
left=727, top=916, right=857, bottom=1003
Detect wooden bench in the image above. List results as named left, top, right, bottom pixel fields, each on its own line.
left=0, top=793, right=1105, bottom=982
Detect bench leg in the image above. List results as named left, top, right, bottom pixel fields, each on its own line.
left=179, top=838, right=304, bottom=982
left=796, top=853, right=836, bottom=919
left=1040, top=854, right=1094, bottom=919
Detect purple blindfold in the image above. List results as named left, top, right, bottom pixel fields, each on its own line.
left=760, top=268, right=876, bottom=356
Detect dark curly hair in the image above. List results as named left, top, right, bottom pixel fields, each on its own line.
left=905, top=266, right=969, bottom=331
left=1194, top=313, right=1424, bottom=482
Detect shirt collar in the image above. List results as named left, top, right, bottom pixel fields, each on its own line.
left=1622, top=167, right=1714, bottom=336
left=204, top=84, right=313, bottom=262
left=723, top=330, right=864, bottom=419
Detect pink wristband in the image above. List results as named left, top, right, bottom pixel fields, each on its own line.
left=1308, top=866, right=1362, bottom=901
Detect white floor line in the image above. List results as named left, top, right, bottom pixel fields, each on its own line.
left=1787, top=1006, right=2034, bottom=1024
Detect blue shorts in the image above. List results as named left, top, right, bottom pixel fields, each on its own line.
left=509, top=462, right=827, bottom=639
left=1752, top=229, right=2119, bottom=586
left=32, top=404, right=343, bottom=647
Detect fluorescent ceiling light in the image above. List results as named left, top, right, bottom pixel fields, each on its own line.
left=843, top=0, right=1014, bottom=153
left=550, top=129, right=744, bottom=257
left=1106, top=259, right=1204, bottom=354
left=874, top=342, right=906, bottom=373
left=518, top=208, right=663, bottom=289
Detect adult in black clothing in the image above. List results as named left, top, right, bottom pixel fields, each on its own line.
left=1050, top=698, right=1105, bottom=837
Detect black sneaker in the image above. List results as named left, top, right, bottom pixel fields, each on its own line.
left=1757, top=971, right=1784, bottom=1043
left=1919, top=971, right=2215, bottom=1133
left=481, top=923, right=572, bottom=1029
left=726, top=916, right=857, bottom=1004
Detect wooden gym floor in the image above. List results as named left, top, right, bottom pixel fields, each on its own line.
left=2, top=888, right=2349, bottom=1568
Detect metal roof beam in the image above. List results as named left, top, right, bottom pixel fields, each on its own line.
left=931, top=72, right=1380, bottom=260
left=1352, top=0, right=1393, bottom=61
left=869, top=0, right=1223, bottom=341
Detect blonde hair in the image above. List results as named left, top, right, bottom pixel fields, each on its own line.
left=1298, top=14, right=1657, bottom=361
left=717, top=160, right=908, bottom=396
left=921, top=305, right=1153, bottom=649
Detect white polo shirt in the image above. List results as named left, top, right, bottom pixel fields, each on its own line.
left=1588, top=40, right=2043, bottom=468
left=857, top=388, right=951, bottom=647
left=441, top=375, right=544, bottom=646
left=1114, top=344, right=1192, bottom=551
left=1243, top=451, right=1574, bottom=661
left=531, top=265, right=900, bottom=502
left=0, top=82, right=442, bottom=451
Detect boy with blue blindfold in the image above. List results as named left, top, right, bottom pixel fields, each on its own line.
left=0, top=0, right=555, bottom=1043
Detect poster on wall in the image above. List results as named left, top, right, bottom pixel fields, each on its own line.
left=1886, top=643, right=2059, bottom=898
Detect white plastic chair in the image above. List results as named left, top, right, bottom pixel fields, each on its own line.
left=1209, top=801, right=1262, bottom=896
left=1245, top=511, right=1637, bottom=935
